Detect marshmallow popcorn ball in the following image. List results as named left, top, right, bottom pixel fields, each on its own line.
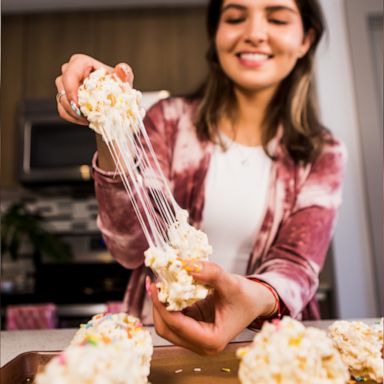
left=35, top=313, right=153, bottom=384
left=328, top=319, right=384, bottom=383
left=78, top=68, right=144, bottom=138
left=78, top=69, right=211, bottom=311
left=144, top=209, right=212, bottom=311
left=237, top=317, right=350, bottom=384
left=34, top=342, right=149, bottom=384
left=71, top=313, right=153, bottom=368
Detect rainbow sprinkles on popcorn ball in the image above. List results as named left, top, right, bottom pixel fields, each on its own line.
left=35, top=313, right=153, bottom=384
left=71, top=312, right=153, bottom=368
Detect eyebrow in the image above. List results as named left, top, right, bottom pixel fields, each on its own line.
left=221, top=3, right=298, bottom=15
left=221, top=3, right=246, bottom=13
left=266, top=5, right=298, bottom=14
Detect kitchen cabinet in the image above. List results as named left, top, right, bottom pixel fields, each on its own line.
left=3, top=0, right=209, bottom=14
left=1, top=6, right=208, bottom=187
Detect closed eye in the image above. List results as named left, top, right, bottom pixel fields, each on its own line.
left=269, top=18, right=289, bottom=25
left=225, top=17, right=246, bottom=24
left=221, top=3, right=247, bottom=25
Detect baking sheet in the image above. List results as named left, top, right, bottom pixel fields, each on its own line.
left=0, top=342, right=248, bottom=384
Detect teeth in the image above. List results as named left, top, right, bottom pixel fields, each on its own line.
left=240, top=53, right=269, bottom=61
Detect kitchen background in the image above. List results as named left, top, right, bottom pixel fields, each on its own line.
left=1, top=0, right=382, bottom=329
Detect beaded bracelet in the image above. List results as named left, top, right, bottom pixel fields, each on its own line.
left=250, top=278, right=281, bottom=319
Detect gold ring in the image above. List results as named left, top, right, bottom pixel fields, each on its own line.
left=56, top=89, right=66, bottom=103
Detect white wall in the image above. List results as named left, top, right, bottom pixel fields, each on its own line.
left=315, top=0, right=379, bottom=318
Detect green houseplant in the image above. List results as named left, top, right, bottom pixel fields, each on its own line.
left=1, top=202, right=72, bottom=264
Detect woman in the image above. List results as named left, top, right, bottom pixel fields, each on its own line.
left=56, top=0, right=346, bottom=355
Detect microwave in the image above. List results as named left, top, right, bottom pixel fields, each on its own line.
left=18, top=91, right=169, bottom=185
left=18, top=100, right=96, bottom=185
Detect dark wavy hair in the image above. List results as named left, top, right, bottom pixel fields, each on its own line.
left=194, top=0, right=327, bottom=164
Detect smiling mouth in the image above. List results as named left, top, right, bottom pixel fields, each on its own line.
left=237, top=52, right=272, bottom=61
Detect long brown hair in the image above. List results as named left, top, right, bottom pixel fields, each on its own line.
left=194, top=0, right=326, bottom=164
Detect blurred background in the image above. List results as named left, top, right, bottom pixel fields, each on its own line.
left=1, top=0, right=382, bottom=330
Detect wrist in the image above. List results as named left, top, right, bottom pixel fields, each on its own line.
left=238, top=276, right=275, bottom=320
left=96, top=133, right=116, bottom=171
left=248, top=278, right=281, bottom=319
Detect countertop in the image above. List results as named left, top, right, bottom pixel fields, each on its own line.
left=1, top=319, right=379, bottom=368
left=1, top=326, right=257, bottom=367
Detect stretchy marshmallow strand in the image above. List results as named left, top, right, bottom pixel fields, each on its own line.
left=78, top=69, right=211, bottom=311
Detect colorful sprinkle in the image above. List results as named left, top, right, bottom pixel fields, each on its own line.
left=58, top=352, right=66, bottom=365
left=221, top=368, right=231, bottom=373
left=237, top=348, right=248, bottom=358
left=289, top=336, right=302, bottom=347
left=174, top=369, right=183, bottom=374
left=84, top=336, right=98, bottom=346
left=193, top=368, right=202, bottom=372
left=272, top=318, right=281, bottom=330
left=102, top=335, right=112, bottom=344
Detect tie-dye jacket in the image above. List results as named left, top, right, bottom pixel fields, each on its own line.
left=92, top=97, right=347, bottom=325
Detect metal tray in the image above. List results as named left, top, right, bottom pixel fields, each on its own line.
left=1, top=342, right=248, bottom=383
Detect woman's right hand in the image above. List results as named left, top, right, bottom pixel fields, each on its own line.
left=55, top=54, right=134, bottom=125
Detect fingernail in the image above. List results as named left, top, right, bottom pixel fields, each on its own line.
left=70, top=100, right=82, bottom=117
left=145, top=276, right=152, bottom=296
left=115, top=63, right=131, bottom=83
left=182, top=260, right=202, bottom=273
left=119, top=64, right=130, bottom=76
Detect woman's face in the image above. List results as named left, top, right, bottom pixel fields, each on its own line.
left=215, top=0, right=312, bottom=93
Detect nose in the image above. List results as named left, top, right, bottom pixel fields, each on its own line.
left=243, top=14, right=268, bottom=44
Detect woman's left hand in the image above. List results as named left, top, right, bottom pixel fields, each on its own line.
left=148, top=261, right=276, bottom=355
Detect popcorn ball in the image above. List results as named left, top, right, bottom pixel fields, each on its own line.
left=78, top=68, right=145, bottom=140
left=35, top=341, right=150, bottom=384
left=71, top=312, right=153, bottom=368
left=328, top=319, right=384, bottom=383
left=237, top=317, right=349, bottom=384
left=36, top=312, right=153, bottom=384
left=145, top=209, right=211, bottom=311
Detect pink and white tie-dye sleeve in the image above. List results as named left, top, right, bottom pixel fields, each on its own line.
left=250, top=138, right=347, bottom=318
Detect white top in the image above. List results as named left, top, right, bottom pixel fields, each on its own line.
left=201, top=135, right=272, bottom=275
